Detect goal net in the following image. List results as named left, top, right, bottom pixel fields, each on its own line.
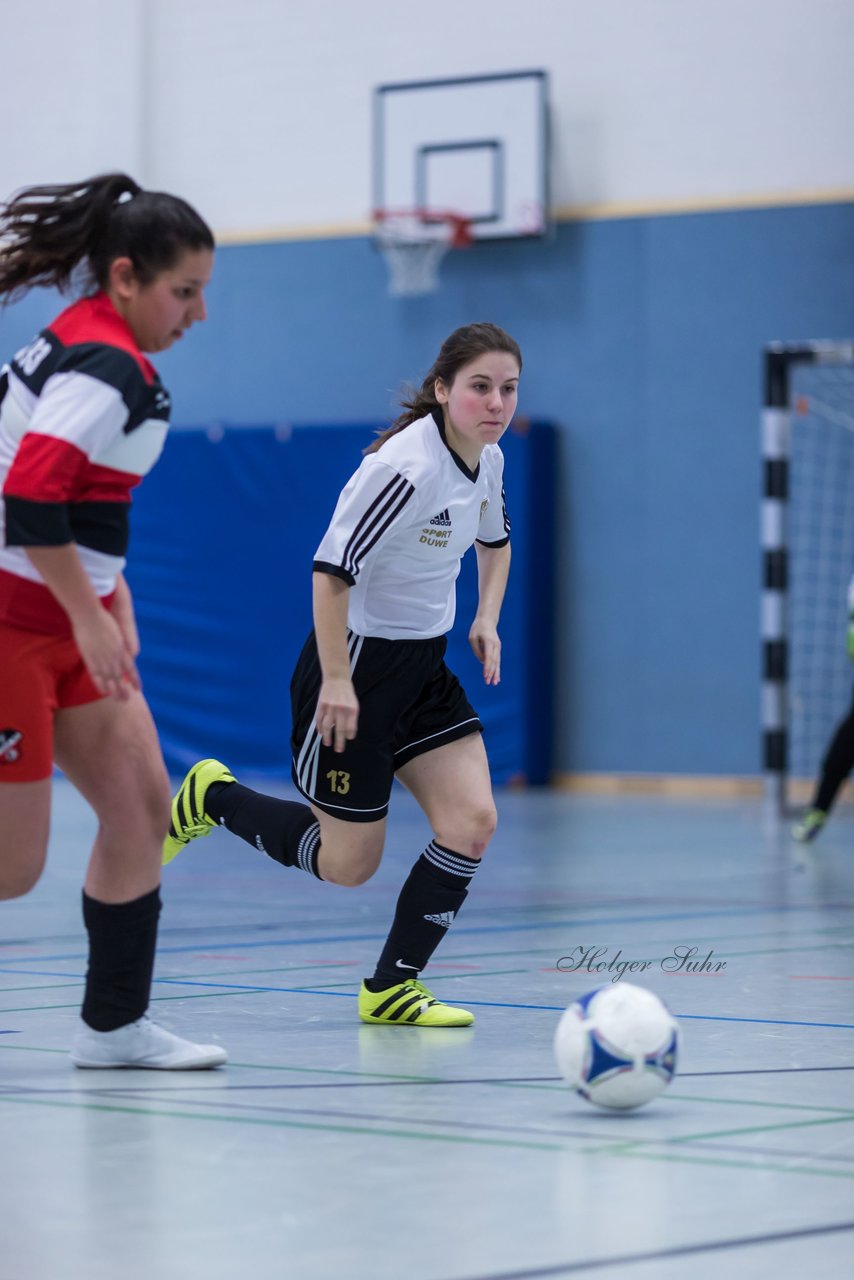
left=762, top=342, right=854, bottom=809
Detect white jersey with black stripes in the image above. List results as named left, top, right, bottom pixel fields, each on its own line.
left=313, top=412, right=510, bottom=640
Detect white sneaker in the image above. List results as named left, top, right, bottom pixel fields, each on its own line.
left=70, top=1015, right=227, bottom=1070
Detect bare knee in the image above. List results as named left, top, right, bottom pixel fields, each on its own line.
left=323, top=862, right=378, bottom=888
left=435, top=803, right=498, bottom=860
left=317, top=832, right=383, bottom=888
left=99, top=770, right=171, bottom=846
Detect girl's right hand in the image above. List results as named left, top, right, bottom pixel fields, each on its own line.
left=72, top=607, right=141, bottom=702
left=315, top=677, right=359, bottom=753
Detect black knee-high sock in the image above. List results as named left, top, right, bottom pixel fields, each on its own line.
left=81, top=888, right=161, bottom=1031
left=369, top=841, right=480, bottom=989
left=205, top=781, right=322, bottom=878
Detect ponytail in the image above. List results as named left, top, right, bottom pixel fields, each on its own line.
left=365, top=322, right=522, bottom=455
left=0, top=173, right=214, bottom=303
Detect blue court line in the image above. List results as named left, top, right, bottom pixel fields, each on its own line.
left=0, top=903, right=835, bottom=966
left=152, top=980, right=854, bottom=1026
left=4, top=969, right=852, bottom=1029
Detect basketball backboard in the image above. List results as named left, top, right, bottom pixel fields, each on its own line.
left=373, top=70, right=549, bottom=241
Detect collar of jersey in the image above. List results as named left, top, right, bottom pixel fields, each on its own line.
left=431, top=408, right=480, bottom=482
left=76, top=291, right=158, bottom=383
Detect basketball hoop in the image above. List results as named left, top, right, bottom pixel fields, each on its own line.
left=374, top=209, right=471, bottom=297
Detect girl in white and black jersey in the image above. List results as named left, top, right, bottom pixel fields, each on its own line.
left=166, top=323, right=521, bottom=1027
left=0, top=174, right=226, bottom=1069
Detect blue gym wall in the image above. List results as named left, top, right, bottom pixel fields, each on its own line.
left=2, top=200, right=853, bottom=778
left=123, top=198, right=854, bottom=779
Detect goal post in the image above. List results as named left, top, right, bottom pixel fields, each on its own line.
left=761, top=341, right=854, bottom=813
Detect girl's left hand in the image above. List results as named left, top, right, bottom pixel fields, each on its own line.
left=469, top=619, right=501, bottom=685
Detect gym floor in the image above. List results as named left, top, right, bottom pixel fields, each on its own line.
left=1, top=780, right=852, bottom=1280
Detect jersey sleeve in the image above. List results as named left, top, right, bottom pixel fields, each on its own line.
left=3, top=369, right=130, bottom=546
left=476, top=451, right=511, bottom=548
left=313, top=459, right=416, bottom=586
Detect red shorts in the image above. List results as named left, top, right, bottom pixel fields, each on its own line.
left=0, top=621, right=104, bottom=782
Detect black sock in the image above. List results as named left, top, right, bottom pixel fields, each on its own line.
left=368, top=841, right=480, bottom=989
left=206, top=781, right=322, bottom=878
left=81, top=887, right=161, bottom=1032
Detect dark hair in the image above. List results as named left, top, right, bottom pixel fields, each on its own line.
left=365, top=322, right=522, bottom=454
left=0, top=172, right=214, bottom=302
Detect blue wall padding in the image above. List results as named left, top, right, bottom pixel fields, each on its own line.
left=5, top=201, right=851, bottom=776
left=126, top=421, right=556, bottom=785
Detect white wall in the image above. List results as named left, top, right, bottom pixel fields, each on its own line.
left=0, top=1, right=145, bottom=194
left=1, top=0, right=852, bottom=235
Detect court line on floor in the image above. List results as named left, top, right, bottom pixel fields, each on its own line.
left=4, top=913, right=850, bottom=965
left=3, top=1081, right=853, bottom=1178
left=0, top=903, right=834, bottom=965
left=5, top=1069, right=853, bottom=1109
left=583, top=1112, right=854, bottom=1163
left=5, top=1076, right=853, bottom=1182
left=681, top=1065, right=854, bottom=1076
left=434, top=1220, right=854, bottom=1279
left=3, top=1035, right=851, bottom=1090
left=3, top=1087, right=852, bottom=1182
left=4, top=933, right=853, bottom=992
left=22, top=1088, right=854, bottom=1159
left=584, top=1143, right=854, bottom=1180
left=0, top=1091, right=561, bottom=1151
left=2, top=979, right=854, bottom=1030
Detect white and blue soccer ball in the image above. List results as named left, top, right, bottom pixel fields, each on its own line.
left=554, top=982, right=679, bottom=1110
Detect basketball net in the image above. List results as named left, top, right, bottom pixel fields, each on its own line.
left=374, top=210, right=471, bottom=297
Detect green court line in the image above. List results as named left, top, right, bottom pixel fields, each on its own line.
left=2, top=1087, right=852, bottom=1175
left=591, top=1146, right=854, bottom=1180
left=0, top=1092, right=560, bottom=1151
left=0, top=967, right=524, bottom=1005
left=0, top=983, right=84, bottom=994
left=165, top=960, right=359, bottom=981
left=447, top=924, right=854, bottom=964
left=3, top=923, right=851, bottom=992
left=293, top=967, right=527, bottom=991
left=0, top=1043, right=67, bottom=1056
left=495, top=1079, right=854, bottom=1113
left=0, top=1042, right=457, bottom=1082
left=586, top=1113, right=854, bottom=1157
left=665, top=1114, right=854, bottom=1144
left=671, top=1092, right=854, bottom=1116
left=3, top=1035, right=850, bottom=1108
left=0, top=987, right=271, bottom=1015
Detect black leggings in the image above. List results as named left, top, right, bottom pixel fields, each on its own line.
left=813, top=682, right=854, bottom=813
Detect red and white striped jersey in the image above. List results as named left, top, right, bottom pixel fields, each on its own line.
left=0, top=291, right=170, bottom=633
left=314, top=411, right=511, bottom=639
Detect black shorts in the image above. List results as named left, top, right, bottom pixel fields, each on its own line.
left=290, top=631, right=482, bottom=822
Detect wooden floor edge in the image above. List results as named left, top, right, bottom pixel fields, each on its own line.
left=549, top=774, right=854, bottom=801
left=552, top=773, right=762, bottom=798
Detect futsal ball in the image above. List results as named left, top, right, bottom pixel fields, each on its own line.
left=554, top=983, right=679, bottom=1110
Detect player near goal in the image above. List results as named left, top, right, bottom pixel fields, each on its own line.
left=793, top=571, right=854, bottom=841
left=0, top=174, right=226, bottom=1069
left=164, top=322, right=520, bottom=1026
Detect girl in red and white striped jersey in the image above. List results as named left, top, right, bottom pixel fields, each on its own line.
left=0, top=174, right=226, bottom=1069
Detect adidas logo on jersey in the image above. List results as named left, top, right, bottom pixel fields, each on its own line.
left=423, top=911, right=455, bottom=928
left=430, top=508, right=452, bottom=527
